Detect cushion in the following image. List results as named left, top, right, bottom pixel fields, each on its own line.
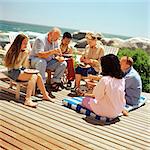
left=62, top=96, right=147, bottom=122
left=125, top=96, right=147, bottom=111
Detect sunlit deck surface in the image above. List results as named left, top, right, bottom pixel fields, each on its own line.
left=0, top=78, right=150, bottom=150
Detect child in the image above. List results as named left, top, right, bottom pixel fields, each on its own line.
left=59, top=32, right=75, bottom=89
left=4, top=34, right=54, bottom=107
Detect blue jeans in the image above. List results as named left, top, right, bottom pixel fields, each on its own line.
left=30, top=57, right=67, bottom=83
left=8, top=67, right=25, bottom=81
left=75, top=66, right=98, bottom=77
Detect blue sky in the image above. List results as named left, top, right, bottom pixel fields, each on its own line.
left=0, top=0, right=149, bottom=38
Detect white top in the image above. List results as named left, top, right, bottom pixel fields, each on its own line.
left=90, top=76, right=126, bottom=118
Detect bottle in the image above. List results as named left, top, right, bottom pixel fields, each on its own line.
left=73, top=47, right=78, bottom=68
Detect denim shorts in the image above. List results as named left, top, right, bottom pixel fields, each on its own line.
left=8, top=67, right=25, bottom=81
left=75, top=66, right=98, bottom=77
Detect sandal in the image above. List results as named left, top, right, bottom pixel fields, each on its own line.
left=50, top=82, right=60, bottom=92
left=68, top=88, right=85, bottom=97
left=76, top=88, right=85, bottom=96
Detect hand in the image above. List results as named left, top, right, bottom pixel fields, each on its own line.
left=84, top=58, right=91, bottom=64
left=80, top=56, right=85, bottom=62
left=88, top=74, right=102, bottom=81
left=55, top=49, right=62, bottom=56
left=55, top=56, right=65, bottom=62
left=88, top=74, right=95, bottom=81
left=84, top=93, right=95, bottom=98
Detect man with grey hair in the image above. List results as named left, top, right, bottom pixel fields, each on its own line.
left=30, top=27, right=67, bottom=93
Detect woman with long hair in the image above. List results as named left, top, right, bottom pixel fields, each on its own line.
left=82, top=54, right=126, bottom=118
left=4, top=34, right=54, bottom=107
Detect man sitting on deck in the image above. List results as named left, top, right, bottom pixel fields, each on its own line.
left=29, top=27, right=67, bottom=93
left=120, top=56, right=142, bottom=106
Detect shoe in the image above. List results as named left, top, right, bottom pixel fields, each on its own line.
left=75, top=88, right=85, bottom=96
left=36, top=88, right=41, bottom=95
left=50, top=82, right=60, bottom=92
left=58, top=81, right=65, bottom=89
left=49, top=91, right=56, bottom=99
left=24, top=100, right=38, bottom=108
left=66, top=81, right=72, bottom=90
left=71, top=87, right=76, bottom=92
left=68, top=88, right=84, bottom=97
left=45, top=84, right=51, bottom=91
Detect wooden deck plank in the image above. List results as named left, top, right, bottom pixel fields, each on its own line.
left=0, top=112, right=91, bottom=149
left=1, top=100, right=149, bottom=150
left=0, top=79, right=150, bottom=150
left=1, top=116, right=80, bottom=150
left=0, top=132, right=34, bottom=150
left=36, top=103, right=150, bottom=147
left=1, top=126, right=52, bottom=150
left=1, top=120, right=65, bottom=150
left=1, top=91, right=150, bottom=145
left=0, top=102, right=111, bottom=150
left=36, top=101, right=149, bottom=137
left=1, top=96, right=147, bottom=144
left=0, top=139, right=20, bottom=150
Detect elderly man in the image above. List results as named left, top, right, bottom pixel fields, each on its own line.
left=30, top=27, right=67, bottom=92
left=120, top=56, right=142, bottom=105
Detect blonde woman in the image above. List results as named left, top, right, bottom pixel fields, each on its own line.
left=72, top=32, right=104, bottom=96
left=4, top=34, right=54, bottom=107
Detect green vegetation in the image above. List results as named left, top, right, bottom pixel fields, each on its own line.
left=118, top=48, right=150, bottom=93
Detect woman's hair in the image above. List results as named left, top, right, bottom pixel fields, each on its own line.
left=63, top=32, right=72, bottom=39
left=85, top=32, right=97, bottom=40
left=101, top=54, right=123, bottom=79
left=4, top=34, right=27, bottom=68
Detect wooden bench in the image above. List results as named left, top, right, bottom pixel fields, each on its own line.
left=0, top=71, right=30, bottom=100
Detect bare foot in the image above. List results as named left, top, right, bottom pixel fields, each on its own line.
left=43, top=96, right=55, bottom=103
left=122, top=110, right=128, bottom=116
left=24, top=100, right=38, bottom=108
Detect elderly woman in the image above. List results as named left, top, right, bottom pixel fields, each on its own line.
left=72, top=32, right=104, bottom=96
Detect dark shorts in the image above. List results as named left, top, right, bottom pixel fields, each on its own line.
left=75, top=66, right=98, bottom=77
left=8, top=67, right=25, bottom=81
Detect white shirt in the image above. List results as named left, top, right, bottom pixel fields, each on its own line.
left=90, top=76, right=126, bottom=118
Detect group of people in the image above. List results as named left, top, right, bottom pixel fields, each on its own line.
left=4, top=27, right=142, bottom=118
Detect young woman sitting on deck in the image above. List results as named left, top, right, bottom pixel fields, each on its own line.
left=82, top=54, right=126, bottom=118
left=4, top=34, right=54, bottom=108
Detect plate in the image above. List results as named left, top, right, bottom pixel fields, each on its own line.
left=62, top=54, right=73, bottom=58
left=85, top=79, right=98, bottom=83
left=85, top=79, right=98, bottom=86
left=79, top=63, right=90, bottom=68
left=24, top=69, right=39, bottom=74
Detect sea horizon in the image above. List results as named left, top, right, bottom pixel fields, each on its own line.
left=0, top=20, right=131, bottom=40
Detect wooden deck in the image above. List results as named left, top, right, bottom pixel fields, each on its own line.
left=0, top=79, right=150, bottom=150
